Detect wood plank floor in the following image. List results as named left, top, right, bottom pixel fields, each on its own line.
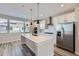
left=0, top=40, right=34, bottom=56
left=0, top=40, right=77, bottom=56
left=54, top=47, right=77, bottom=56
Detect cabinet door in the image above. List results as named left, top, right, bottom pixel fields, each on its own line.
left=53, top=17, right=58, bottom=25
left=58, top=15, right=64, bottom=23
left=53, top=12, right=74, bottom=24
left=63, top=12, right=75, bottom=22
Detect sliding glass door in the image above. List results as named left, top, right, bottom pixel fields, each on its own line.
left=0, top=18, right=30, bottom=33
left=9, top=20, right=24, bottom=33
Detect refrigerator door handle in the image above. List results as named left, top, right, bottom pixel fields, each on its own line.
left=61, top=32, right=63, bottom=40
left=61, top=28, right=64, bottom=40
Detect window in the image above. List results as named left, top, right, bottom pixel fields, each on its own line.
left=0, top=18, right=8, bottom=33
left=9, top=20, right=24, bottom=33
left=40, top=20, right=45, bottom=29
left=0, top=18, right=30, bottom=33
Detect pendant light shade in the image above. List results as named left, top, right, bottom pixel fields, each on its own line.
left=37, top=3, right=39, bottom=24
left=30, top=22, right=32, bottom=25
left=30, top=9, right=32, bottom=25
left=26, top=24, right=28, bottom=26
left=37, top=20, right=39, bottom=24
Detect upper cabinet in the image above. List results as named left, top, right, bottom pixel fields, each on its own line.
left=63, top=12, right=75, bottom=22
left=53, top=16, right=58, bottom=26
left=58, top=15, right=65, bottom=23
left=53, top=12, right=75, bottom=24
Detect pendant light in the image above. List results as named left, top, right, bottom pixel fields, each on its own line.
left=30, top=8, right=33, bottom=35
left=37, top=3, right=39, bottom=24
left=30, top=9, right=32, bottom=25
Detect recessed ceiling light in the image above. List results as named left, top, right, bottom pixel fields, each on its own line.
left=60, top=4, right=64, bottom=7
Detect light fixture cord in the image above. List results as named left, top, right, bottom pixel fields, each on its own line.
left=30, top=9, right=32, bottom=21
left=37, top=3, right=39, bottom=20
left=30, top=9, right=32, bottom=34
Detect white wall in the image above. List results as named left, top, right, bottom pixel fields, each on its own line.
left=74, top=7, right=79, bottom=55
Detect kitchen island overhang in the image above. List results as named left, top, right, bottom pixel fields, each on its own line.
left=21, top=34, right=54, bottom=56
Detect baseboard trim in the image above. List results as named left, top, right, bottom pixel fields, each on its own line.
left=75, top=51, right=79, bottom=55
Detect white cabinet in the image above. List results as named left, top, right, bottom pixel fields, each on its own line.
left=53, top=12, right=75, bottom=24
left=58, top=15, right=64, bottom=23
left=63, top=12, right=75, bottom=22
left=53, top=16, right=58, bottom=25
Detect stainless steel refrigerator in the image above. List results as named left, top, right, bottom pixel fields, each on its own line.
left=56, top=22, right=75, bottom=53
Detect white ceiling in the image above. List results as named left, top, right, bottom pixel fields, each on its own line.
left=0, top=3, right=78, bottom=20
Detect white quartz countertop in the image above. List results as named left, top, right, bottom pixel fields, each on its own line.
left=21, top=34, right=53, bottom=43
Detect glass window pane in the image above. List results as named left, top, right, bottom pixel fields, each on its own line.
left=25, top=22, right=30, bottom=33
left=40, top=20, right=45, bottom=29
left=9, top=20, right=24, bottom=33
left=0, top=18, right=8, bottom=33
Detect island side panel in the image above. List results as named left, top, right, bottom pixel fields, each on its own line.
left=36, top=39, right=54, bottom=56
left=21, top=35, right=26, bottom=44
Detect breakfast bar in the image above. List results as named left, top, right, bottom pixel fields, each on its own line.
left=21, top=34, right=54, bottom=56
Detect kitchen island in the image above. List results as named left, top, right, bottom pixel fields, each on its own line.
left=21, top=34, right=54, bottom=56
